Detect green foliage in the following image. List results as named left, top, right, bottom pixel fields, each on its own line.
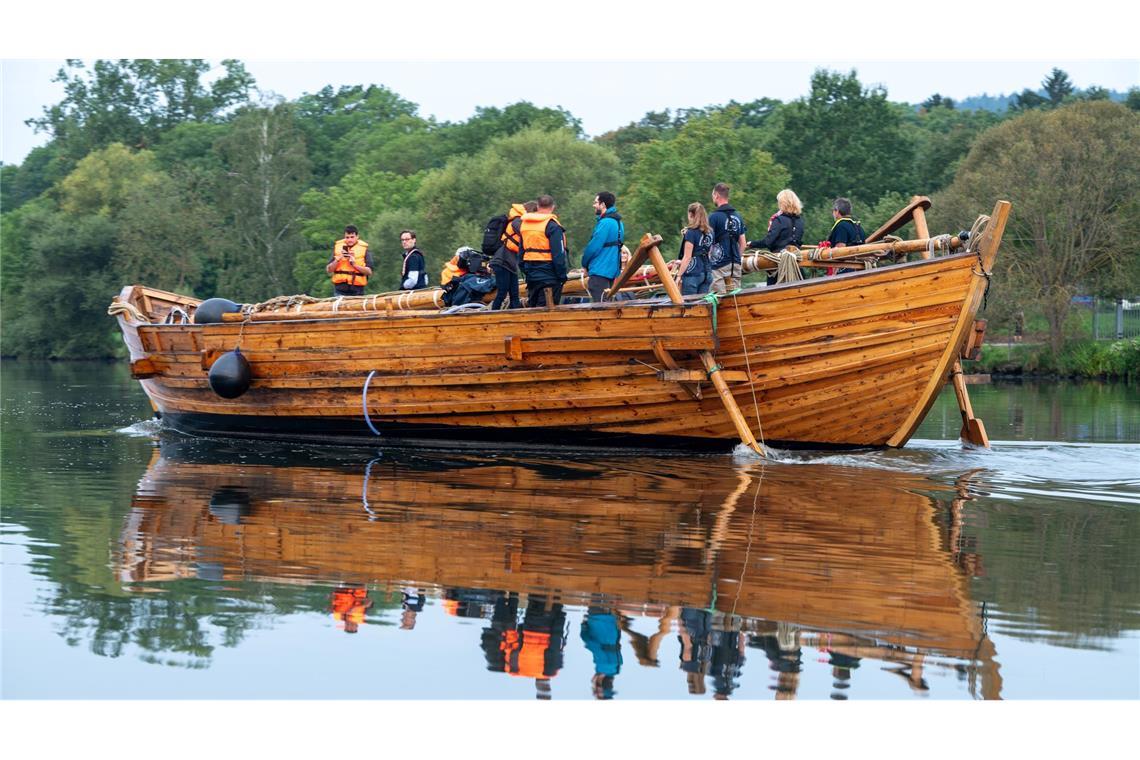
left=28, top=59, right=253, bottom=162
left=213, top=103, right=311, bottom=300
left=57, top=143, right=163, bottom=217
left=300, top=169, right=425, bottom=248
left=906, top=106, right=1003, bottom=192
left=765, top=69, right=916, bottom=211
left=971, top=338, right=1140, bottom=381
left=624, top=113, right=790, bottom=248
left=1, top=143, right=71, bottom=212
left=293, top=84, right=421, bottom=185
left=935, top=101, right=1140, bottom=355
left=411, top=127, right=622, bottom=278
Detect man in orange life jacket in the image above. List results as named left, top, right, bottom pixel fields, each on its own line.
left=326, top=225, right=373, bottom=296
left=330, top=586, right=373, bottom=633
left=520, top=195, right=569, bottom=308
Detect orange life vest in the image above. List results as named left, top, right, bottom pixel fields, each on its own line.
left=331, top=239, right=370, bottom=287
left=502, top=204, right=527, bottom=255
left=440, top=256, right=463, bottom=286
left=520, top=212, right=565, bottom=263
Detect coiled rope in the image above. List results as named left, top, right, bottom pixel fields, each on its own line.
left=760, top=249, right=804, bottom=283
left=107, top=301, right=151, bottom=323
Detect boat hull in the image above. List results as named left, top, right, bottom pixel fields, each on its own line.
left=114, top=248, right=995, bottom=450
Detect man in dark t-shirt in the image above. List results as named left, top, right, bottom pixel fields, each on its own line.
left=399, top=229, right=428, bottom=290
left=825, top=197, right=866, bottom=275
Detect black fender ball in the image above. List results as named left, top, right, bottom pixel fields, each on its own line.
left=193, top=298, right=242, bottom=324
left=208, top=349, right=252, bottom=398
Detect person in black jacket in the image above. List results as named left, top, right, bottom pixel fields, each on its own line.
left=748, top=189, right=805, bottom=286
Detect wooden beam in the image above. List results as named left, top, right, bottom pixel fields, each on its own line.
left=866, top=195, right=932, bottom=243
left=700, top=351, right=766, bottom=457
left=130, top=357, right=160, bottom=379
left=950, top=360, right=990, bottom=447
left=652, top=340, right=701, bottom=400
left=608, top=234, right=661, bottom=296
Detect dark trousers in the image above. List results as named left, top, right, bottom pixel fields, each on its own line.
left=334, top=284, right=365, bottom=296
left=491, top=265, right=521, bottom=310
left=587, top=275, right=613, bottom=302
left=526, top=280, right=563, bottom=308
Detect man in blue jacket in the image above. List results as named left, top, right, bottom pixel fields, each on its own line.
left=580, top=191, right=625, bottom=302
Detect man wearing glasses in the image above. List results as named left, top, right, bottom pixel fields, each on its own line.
left=399, top=230, right=428, bottom=290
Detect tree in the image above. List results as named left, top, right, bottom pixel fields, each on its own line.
left=935, top=101, right=1140, bottom=354
left=28, top=59, right=254, bottom=161
left=214, top=103, right=312, bottom=300
left=1042, top=68, right=1075, bottom=106
left=624, top=114, right=790, bottom=246
left=765, top=69, right=916, bottom=212
left=57, top=143, right=163, bottom=217
left=921, top=94, right=956, bottom=111
left=906, top=106, right=1004, bottom=192
left=409, top=127, right=622, bottom=280
left=1009, top=88, right=1048, bottom=112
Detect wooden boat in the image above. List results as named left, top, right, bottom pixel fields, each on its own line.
left=109, top=198, right=1010, bottom=452
left=118, top=445, right=1001, bottom=696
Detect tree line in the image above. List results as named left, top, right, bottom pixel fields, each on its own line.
left=2, top=61, right=1137, bottom=359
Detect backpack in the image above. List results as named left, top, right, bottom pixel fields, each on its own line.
left=482, top=214, right=510, bottom=256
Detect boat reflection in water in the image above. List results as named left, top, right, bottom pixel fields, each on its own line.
left=120, top=438, right=1000, bottom=699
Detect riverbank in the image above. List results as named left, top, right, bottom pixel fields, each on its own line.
left=968, top=337, right=1140, bottom=381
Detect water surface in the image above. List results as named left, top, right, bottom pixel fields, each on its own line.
left=2, top=361, right=1137, bottom=699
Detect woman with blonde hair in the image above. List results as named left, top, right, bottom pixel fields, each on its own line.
left=748, top=189, right=805, bottom=285
left=671, top=202, right=714, bottom=296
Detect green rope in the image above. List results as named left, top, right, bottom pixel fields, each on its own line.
left=700, top=288, right=743, bottom=336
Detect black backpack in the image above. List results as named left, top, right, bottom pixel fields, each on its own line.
left=481, top=214, right=510, bottom=256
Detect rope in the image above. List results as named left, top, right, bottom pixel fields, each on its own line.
left=760, top=249, right=803, bottom=283
left=163, top=306, right=191, bottom=325
left=730, top=466, right=765, bottom=619
left=967, top=214, right=994, bottom=310
left=362, top=370, right=382, bottom=436
left=107, top=301, right=151, bottom=323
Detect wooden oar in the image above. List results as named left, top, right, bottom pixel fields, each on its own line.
left=639, top=234, right=766, bottom=457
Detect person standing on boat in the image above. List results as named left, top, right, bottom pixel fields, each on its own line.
left=580, top=191, right=624, bottom=302
left=490, top=201, right=537, bottom=310
left=748, top=189, right=805, bottom=286
left=824, top=197, right=865, bottom=275
left=399, top=229, right=428, bottom=290
left=670, top=202, right=714, bottom=296
left=708, top=183, right=748, bottom=294
left=326, top=225, right=373, bottom=296
left=520, top=195, right=569, bottom=308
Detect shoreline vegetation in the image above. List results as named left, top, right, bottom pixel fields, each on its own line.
left=2, top=61, right=1137, bottom=365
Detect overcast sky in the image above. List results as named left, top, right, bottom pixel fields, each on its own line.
left=2, top=3, right=1138, bottom=166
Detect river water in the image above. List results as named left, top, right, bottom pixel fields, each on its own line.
left=1, top=361, right=1137, bottom=701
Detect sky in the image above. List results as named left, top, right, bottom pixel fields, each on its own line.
left=2, top=2, right=1138, bottom=166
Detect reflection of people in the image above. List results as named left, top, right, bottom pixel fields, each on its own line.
left=828, top=651, right=862, bottom=700
left=755, top=623, right=803, bottom=699
left=490, top=594, right=567, bottom=699
left=480, top=592, right=520, bottom=672
left=581, top=607, right=623, bottom=699
left=331, top=586, right=372, bottom=633
left=677, top=607, right=713, bottom=695
left=710, top=622, right=747, bottom=700
left=400, top=587, right=426, bottom=630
